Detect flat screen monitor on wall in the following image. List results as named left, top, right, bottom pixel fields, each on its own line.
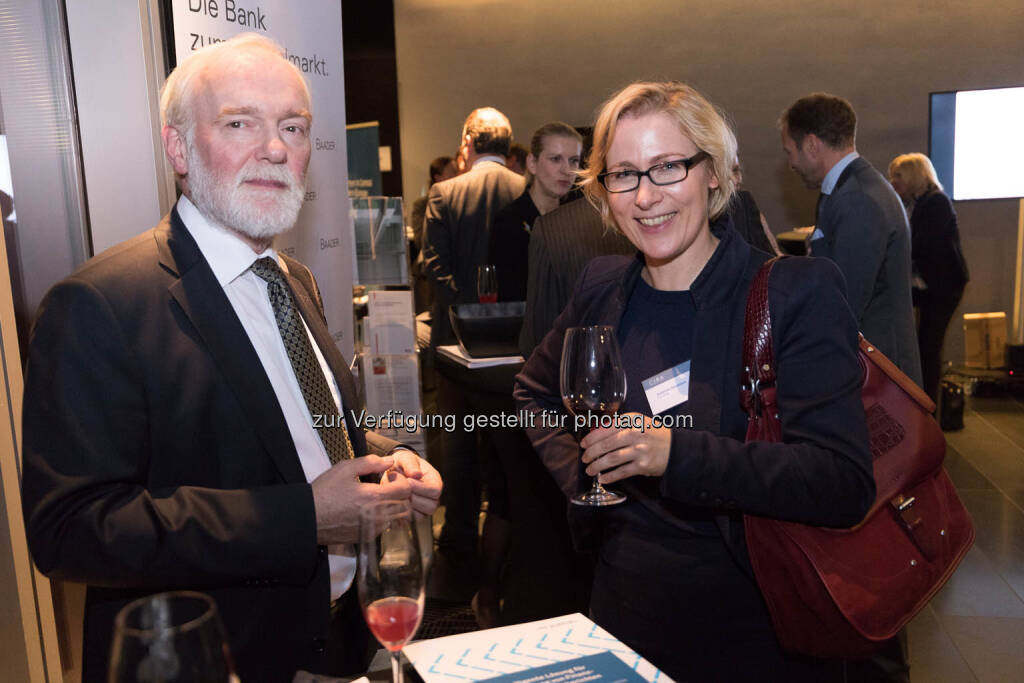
left=929, top=86, right=1024, bottom=201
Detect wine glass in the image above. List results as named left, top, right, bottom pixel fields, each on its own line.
left=109, top=591, right=236, bottom=683
left=560, top=325, right=628, bottom=506
left=477, top=264, right=498, bottom=303
left=358, top=500, right=425, bottom=683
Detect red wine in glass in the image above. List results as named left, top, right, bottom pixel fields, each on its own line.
left=560, top=325, right=628, bottom=506
left=477, top=264, right=498, bottom=303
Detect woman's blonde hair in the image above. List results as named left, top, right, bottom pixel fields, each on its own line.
left=888, top=153, right=943, bottom=199
left=579, top=81, right=737, bottom=229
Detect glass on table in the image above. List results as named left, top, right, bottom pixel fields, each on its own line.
left=109, top=590, right=236, bottom=683
left=477, top=264, right=498, bottom=303
left=358, top=500, right=425, bottom=683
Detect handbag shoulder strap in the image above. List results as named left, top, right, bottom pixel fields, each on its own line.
left=743, top=256, right=785, bottom=395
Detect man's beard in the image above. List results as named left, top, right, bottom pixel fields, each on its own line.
left=186, top=142, right=306, bottom=242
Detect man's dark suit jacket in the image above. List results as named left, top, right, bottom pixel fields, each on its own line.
left=518, top=198, right=634, bottom=357
left=422, top=160, right=525, bottom=345
left=21, top=209, right=399, bottom=682
left=811, top=156, right=922, bottom=385
left=487, top=190, right=539, bottom=302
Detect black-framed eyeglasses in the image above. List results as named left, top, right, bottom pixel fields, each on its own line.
left=598, top=151, right=710, bottom=193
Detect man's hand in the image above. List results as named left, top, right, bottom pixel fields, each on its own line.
left=579, top=413, right=671, bottom=485
left=388, top=449, right=443, bottom=518
left=310, top=455, right=411, bottom=545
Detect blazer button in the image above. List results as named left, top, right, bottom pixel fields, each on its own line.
left=312, top=637, right=326, bottom=654
left=697, top=491, right=709, bottom=502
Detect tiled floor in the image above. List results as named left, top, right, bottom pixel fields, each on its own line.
left=907, top=394, right=1024, bottom=682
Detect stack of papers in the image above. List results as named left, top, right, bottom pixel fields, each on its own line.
left=437, top=344, right=524, bottom=369
left=403, top=613, right=671, bottom=682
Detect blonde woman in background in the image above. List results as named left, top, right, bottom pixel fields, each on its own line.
left=889, top=153, right=969, bottom=403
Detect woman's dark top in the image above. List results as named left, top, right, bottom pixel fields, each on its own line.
left=911, top=189, right=969, bottom=298
left=488, top=190, right=539, bottom=301
left=614, top=277, right=718, bottom=537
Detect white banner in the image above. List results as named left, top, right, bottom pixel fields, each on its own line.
left=170, top=0, right=355, bottom=358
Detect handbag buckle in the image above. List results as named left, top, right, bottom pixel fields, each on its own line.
left=890, top=492, right=946, bottom=561
left=890, top=494, right=920, bottom=526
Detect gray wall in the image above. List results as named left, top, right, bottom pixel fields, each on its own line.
left=394, top=0, right=1024, bottom=365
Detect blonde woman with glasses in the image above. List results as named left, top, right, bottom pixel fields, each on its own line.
left=515, top=82, right=876, bottom=680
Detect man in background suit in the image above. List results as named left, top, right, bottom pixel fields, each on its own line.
left=519, top=197, right=633, bottom=357
left=422, top=107, right=525, bottom=346
left=780, top=92, right=916, bottom=682
left=780, top=92, right=921, bottom=385
left=20, top=34, right=440, bottom=682
left=421, top=108, right=523, bottom=589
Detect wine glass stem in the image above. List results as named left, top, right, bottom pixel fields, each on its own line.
left=391, top=650, right=403, bottom=683
left=591, top=478, right=608, bottom=494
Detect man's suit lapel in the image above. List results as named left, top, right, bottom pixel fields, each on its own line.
left=280, top=255, right=368, bottom=457
left=814, top=158, right=862, bottom=257
left=156, top=209, right=307, bottom=483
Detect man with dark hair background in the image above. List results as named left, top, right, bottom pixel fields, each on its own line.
left=780, top=92, right=917, bottom=682
left=780, top=92, right=921, bottom=385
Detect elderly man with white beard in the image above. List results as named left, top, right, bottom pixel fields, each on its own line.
left=19, top=33, right=441, bottom=683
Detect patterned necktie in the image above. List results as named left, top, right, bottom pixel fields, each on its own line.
left=250, top=257, right=355, bottom=464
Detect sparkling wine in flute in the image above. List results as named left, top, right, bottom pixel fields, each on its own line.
left=560, top=325, right=628, bottom=506
left=365, top=596, right=422, bottom=651
left=358, top=501, right=425, bottom=683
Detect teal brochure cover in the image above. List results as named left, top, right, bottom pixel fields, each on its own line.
left=479, top=651, right=649, bottom=683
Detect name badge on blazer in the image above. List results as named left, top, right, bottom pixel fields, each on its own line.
left=642, top=360, right=690, bottom=415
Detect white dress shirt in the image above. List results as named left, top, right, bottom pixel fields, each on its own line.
left=821, top=151, right=860, bottom=196
left=177, top=195, right=355, bottom=600
left=472, top=154, right=509, bottom=168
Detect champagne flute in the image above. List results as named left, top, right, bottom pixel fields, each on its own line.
left=358, top=500, right=425, bottom=683
left=109, top=591, right=236, bottom=683
left=560, top=325, right=628, bottom=506
left=477, top=264, right=498, bottom=303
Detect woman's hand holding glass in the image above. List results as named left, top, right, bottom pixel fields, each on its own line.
left=579, top=413, right=672, bottom=485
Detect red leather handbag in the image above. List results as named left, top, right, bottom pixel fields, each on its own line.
left=740, top=258, right=974, bottom=659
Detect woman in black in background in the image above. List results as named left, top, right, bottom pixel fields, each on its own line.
left=515, top=81, right=875, bottom=681
left=889, top=153, right=969, bottom=403
left=488, top=122, right=582, bottom=301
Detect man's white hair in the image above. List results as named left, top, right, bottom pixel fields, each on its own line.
left=159, top=32, right=311, bottom=140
